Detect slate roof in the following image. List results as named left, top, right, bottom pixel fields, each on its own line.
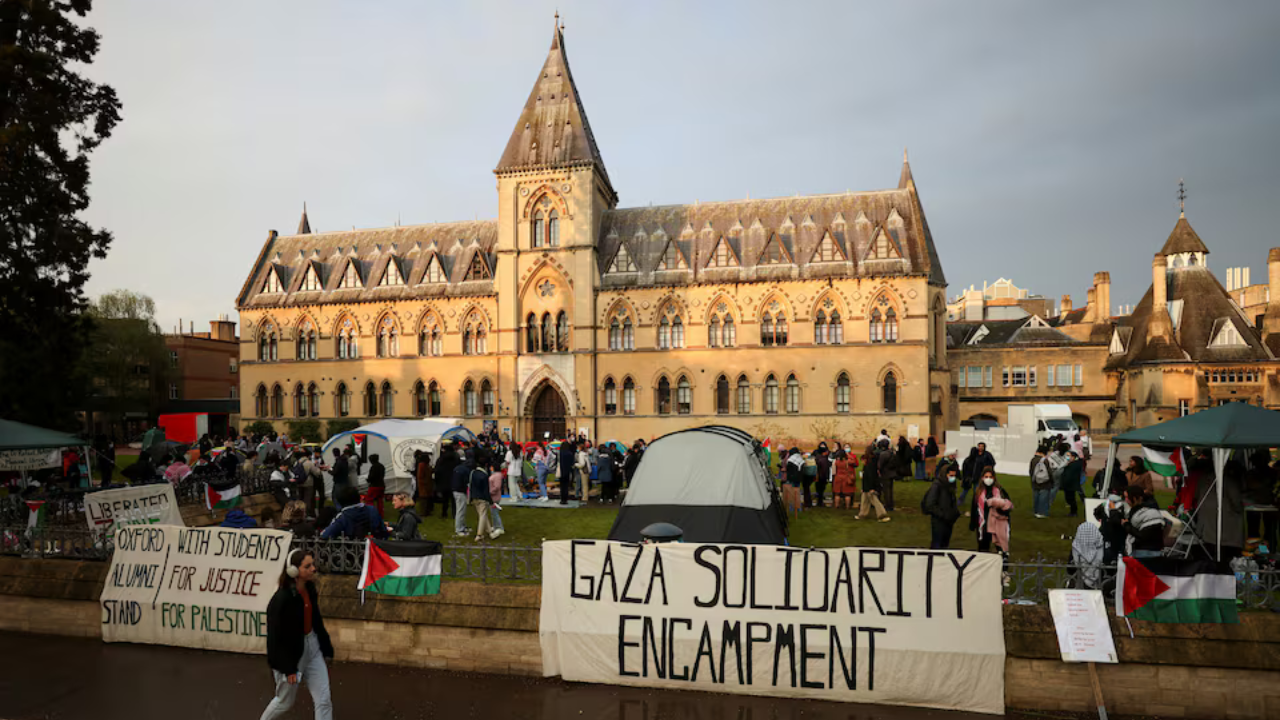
left=238, top=221, right=498, bottom=308
left=495, top=21, right=613, bottom=198
left=1159, top=214, right=1209, bottom=256
left=595, top=185, right=944, bottom=288
left=947, top=317, right=1081, bottom=348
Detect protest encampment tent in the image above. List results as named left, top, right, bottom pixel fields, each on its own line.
left=1101, top=402, right=1280, bottom=559
left=0, top=418, right=90, bottom=487
left=321, top=419, right=477, bottom=494
left=608, top=425, right=786, bottom=545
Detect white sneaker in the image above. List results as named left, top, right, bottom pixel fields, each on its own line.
left=539, top=496, right=550, bottom=502
left=455, top=530, right=468, bottom=537
left=490, top=528, right=504, bottom=539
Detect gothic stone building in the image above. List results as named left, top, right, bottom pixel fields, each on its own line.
left=235, top=23, right=951, bottom=444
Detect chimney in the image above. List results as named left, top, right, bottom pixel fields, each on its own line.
left=1094, top=271, right=1111, bottom=322
left=1153, top=254, right=1168, bottom=311
left=1244, top=267, right=1251, bottom=287
left=210, top=318, right=237, bottom=342
left=1085, top=287, right=1097, bottom=321
left=1060, top=294, right=1073, bottom=315
left=1264, top=249, right=1280, bottom=338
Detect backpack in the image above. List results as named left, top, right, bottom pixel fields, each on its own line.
left=1045, top=452, right=1068, bottom=482
left=291, top=460, right=308, bottom=484
left=1032, top=457, right=1051, bottom=486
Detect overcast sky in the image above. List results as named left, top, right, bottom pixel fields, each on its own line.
left=79, top=1, right=1280, bottom=332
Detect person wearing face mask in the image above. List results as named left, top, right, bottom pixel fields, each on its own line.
left=922, top=465, right=962, bottom=548
left=262, top=550, right=334, bottom=720
left=972, top=470, right=1013, bottom=555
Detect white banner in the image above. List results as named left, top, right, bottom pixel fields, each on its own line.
left=0, top=448, right=61, bottom=471
left=540, top=541, right=1006, bottom=715
left=101, top=525, right=290, bottom=654
left=84, top=484, right=185, bottom=534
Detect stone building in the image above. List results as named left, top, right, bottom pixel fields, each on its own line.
left=234, top=21, right=951, bottom=444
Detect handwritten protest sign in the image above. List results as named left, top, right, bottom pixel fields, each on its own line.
left=101, top=525, right=290, bottom=654
left=0, top=448, right=61, bottom=471
left=540, top=541, right=1006, bottom=715
left=1049, top=589, right=1117, bottom=663
left=84, top=484, right=184, bottom=534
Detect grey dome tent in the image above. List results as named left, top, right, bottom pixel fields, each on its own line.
left=608, top=426, right=787, bottom=545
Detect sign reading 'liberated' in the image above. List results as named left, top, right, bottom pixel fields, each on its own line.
left=101, top=525, right=290, bottom=654
left=84, top=484, right=184, bottom=534
left=540, top=541, right=1007, bottom=715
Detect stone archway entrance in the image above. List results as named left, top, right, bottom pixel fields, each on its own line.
left=529, top=381, right=567, bottom=441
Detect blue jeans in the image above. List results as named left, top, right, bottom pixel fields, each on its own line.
left=1033, top=488, right=1052, bottom=517
left=536, top=466, right=548, bottom=498
left=453, top=491, right=468, bottom=534
left=489, top=505, right=504, bottom=531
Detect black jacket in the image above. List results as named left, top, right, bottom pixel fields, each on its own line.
left=331, top=456, right=350, bottom=487
left=265, top=581, right=334, bottom=675
left=393, top=508, right=422, bottom=540
left=434, top=452, right=457, bottom=494
left=451, top=462, right=470, bottom=494
left=922, top=478, right=960, bottom=524
left=366, top=460, right=385, bottom=489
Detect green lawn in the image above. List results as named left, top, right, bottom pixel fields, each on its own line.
left=406, top=474, right=1177, bottom=562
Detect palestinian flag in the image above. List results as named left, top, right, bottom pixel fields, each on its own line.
left=205, top=476, right=242, bottom=510
left=25, top=501, right=46, bottom=532
left=349, top=434, right=367, bottom=461
left=1116, top=556, right=1238, bottom=623
left=1142, top=446, right=1186, bottom=477
left=358, top=539, right=443, bottom=596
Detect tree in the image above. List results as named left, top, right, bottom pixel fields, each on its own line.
left=0, top=1, right=122, bottom=430
left=83, top=290, right=168, bottom=438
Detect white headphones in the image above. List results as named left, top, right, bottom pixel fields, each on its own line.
left=285, top=549, right=306, bottom=578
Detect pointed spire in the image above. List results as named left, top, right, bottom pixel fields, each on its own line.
left=495, top=14, right=614, bottom=200
left=297, top=202, right=312, bottom=235
left=898, top=148, right=915, bottom=190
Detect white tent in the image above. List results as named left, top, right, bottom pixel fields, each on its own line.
left=322, top=419, right=477, bottom=495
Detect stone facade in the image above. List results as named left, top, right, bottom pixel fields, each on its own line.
left=234, top=22, right=951, bottom=445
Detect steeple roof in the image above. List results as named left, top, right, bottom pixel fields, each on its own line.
left=898, top=149, right=915, bottom=189
left=495, top=16, right=613, bottom=196
left=297, top=203, right=312, bottom=235
left=1159, top=213, right=1208, bottom=255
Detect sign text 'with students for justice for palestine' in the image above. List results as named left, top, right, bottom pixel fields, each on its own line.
left=540, top=541, right=1007, bottom=715
left=101, top=525, right=290, bottom=654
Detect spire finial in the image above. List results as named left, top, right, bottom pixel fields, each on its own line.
left=903, top=147, right=908, bottom=163
left=1177, top=178, right=1186, bottom=216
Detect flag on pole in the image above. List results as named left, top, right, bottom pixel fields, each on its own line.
left=1116, top=556, right=1237, bottom=623
left=205, top=477, right=243, bottom=510
left=25, top=501, right=46, bottom=532
left=358, top=539, right=443, bottom=597
left=1142, top=446, right=1186, bottom=477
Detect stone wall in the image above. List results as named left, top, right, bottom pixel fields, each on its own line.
left=2, top=557, right=1279, bottom=718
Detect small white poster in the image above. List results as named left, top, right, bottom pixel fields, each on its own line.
left=1048, top=589, right=1118, bottom=664
left=907, top=424, right=920, bottom=440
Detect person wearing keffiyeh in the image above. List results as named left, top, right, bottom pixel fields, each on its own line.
left=1070, top=516, right=1105, bottom=590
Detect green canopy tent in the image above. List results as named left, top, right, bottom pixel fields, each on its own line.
left=0, top=418, right=90, bottom=487
left=1101, top=403, right=1280, bottom=559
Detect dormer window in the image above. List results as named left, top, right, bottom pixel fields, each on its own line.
left=262, top=269, right=283, bottom=294
left=1208, top=319, right=1246, bottom=348
left=300, top=265, right=322, bottom=291
left=422, top=255, right=446, bottom=283
left=380, top=260, right=404, bottom=287
left=338, top=261, right=361, bottom=289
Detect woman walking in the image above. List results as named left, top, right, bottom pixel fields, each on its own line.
left=972, top=469, right=1014, bottom=555
left=783, top=448, right=804, bottom=522
left=261, top=550, right=334, bottom=720
left=504, top=442, right=525, bottom=502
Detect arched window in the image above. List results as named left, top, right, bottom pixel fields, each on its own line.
left=715, top=375, right=729, bottom=414
left=776, top=314, right=788, bottom=346
left=463, top=380, right=477, bottom=416
left=623, top=377, right=636, bottom=415
left=475, top=324, right=487, bottom=355
left=294, top=383, right=306, bottom=418
left=835, top=373, right=851, bottom=413
left=541, top=313, right=553, bottom=353
left=307, top=383, right=319, bottom=418
left=481, top=379, right=494, bottom=416
left=556, top=311, right=569, bottom=352
left=677, top=376, right=692, bottom=414
left=532, top=210, right=545, bottom=248
left=870, top=309, right=884, bottom=343
left=764, top=375, right=779, bottom=414
left=462, top=325, right=473, bottom=356
left=736, top=375, right=751, bottom=414
left=336, top=318, right=357, bottom=359
left=420, top=316, right=441, bottom=357
left=376, top=317, right=398, bottom=358
left=380, top=381, right=393, bottom=417
left=761, top=313, right=774, bottom=347
left=296, top=320, right=316, bottom=360
left=336, top=382, right=350, bottom=417
left=882, top=372, right=898, bottom=413
left=609, top=318, right=621, bottom=351
left=658, top=316, right=671, bottom=350
left=656, top=376, right=672, bottom=415
left=723, top=315, right=736, bottom=347
left=708, top=316, right=720, bottom=348
left=533, top=313, right=544, bottom=352
left=255, top=384, right=268, bottom=417
left=259, top=323, right=278, bottom=362
left=271, top=384, right=284, bottom=418
left=830, top=310, right=843, bottom=345
left=785, top=374, right=800, bottom=414
left=604, top=378, right=617, bottom=415
left=364, top=382, right=377, bottom=417
left=885, top=308, right=899, bottom=343
left=671, top=316, right=685, bottom=348
left=761, top=311, right=787, bottom=346
left=413, top=381, right=426, bottom=417
left=428, top=381, right=441, bottom=416
left=548, top=209, right=560, bottom=247
left=623, top=318, right=635, bottom=350
left=815, top=310, right=828, bottom=345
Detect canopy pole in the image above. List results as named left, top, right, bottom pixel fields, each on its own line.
left=1100, top=442, right=1118, bottom=498
left=1212, top=448, right=1227, bottom=562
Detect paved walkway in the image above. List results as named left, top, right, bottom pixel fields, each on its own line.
left=0, top=631, right=1021, bottom=720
